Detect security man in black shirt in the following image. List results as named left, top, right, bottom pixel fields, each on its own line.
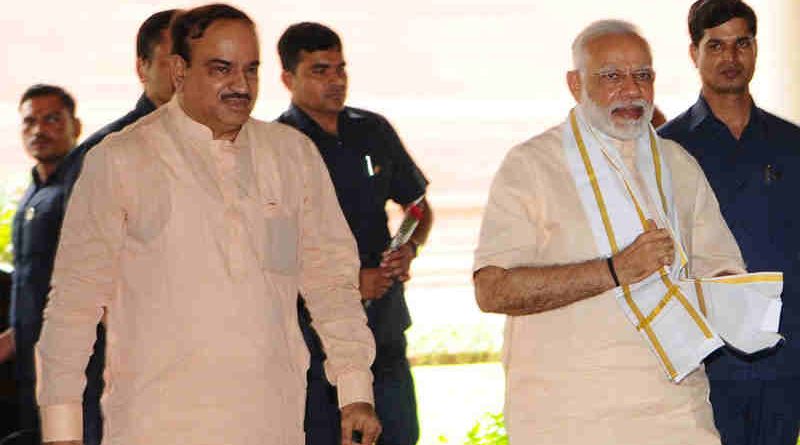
left=0, top=84, right=81, bottom=445
left=277, top=22, right=433, bottom=445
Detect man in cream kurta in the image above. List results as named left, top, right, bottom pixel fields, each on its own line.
left=35, top=5, right=380, bottom=445
left=474, top=20, right=745, bottom=444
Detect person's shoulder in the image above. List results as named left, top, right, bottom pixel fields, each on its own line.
left=657, top=107, right=694, bottom=141
left=658, top=134, right=704, bottom=177
left=342, top=106, right=396, bottom=133
left=509, top=123, right=564, bottom=159
left=86, top=106, right=169, bottom=161
left=246, top=117, right=320, bottom=163
left=490, top=124, right=565, bottom=181
left=759, top=108, right=800, bottom=137
left=249, top=116, right=311, bottom=142
left=343, top=106, right=385, bottom=123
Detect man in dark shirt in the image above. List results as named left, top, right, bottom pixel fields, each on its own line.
left=277, top=22, right=433, bottom=445
left=659, top=1, right=800, bottom=444
left=55, top=9, right=179, bottom=445
left=0, top=84, right=82, bottom=445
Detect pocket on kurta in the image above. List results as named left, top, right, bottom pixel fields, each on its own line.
left=263, top=203, right=298, bottom=274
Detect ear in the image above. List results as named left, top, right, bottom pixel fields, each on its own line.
left=172, top=55, right=186, bottom=91
left=689, top=43, right=699, bottom=68
left=566, top=70, right=582, bottom=102
left=136, top=57, right=148, bottom=85
left=280, top=70, right=294, bottom=91
left=73, top=117, right=82, bottom=141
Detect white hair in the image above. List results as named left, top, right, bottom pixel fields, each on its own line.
left=571, top=19, right=648, bottom=72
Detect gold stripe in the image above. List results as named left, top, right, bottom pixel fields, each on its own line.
left=649, top=128, right=669, bottom=215
left=570, top=110, right=677, bottom=379
left=694, top=280, right=707, bottom=317
left=672, top=283, right=714, bottom=338
left=570, top=112, right=620, bottom=253
left=648, top=131, right=689, bottom=269
left=637, top=285, right=678, bottom=330
left=704, top=274, right=783, bottom=284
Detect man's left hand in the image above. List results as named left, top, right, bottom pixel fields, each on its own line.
left=340, top=402, right=381, bottom=445
left=380, top=243, right=415, bottom=281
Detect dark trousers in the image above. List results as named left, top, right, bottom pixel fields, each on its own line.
left=10, top=324, right=104, bottom=445
left=299, top=298, right=419, bottom=445
left=82, top=322, right=105, bottom=445
left=709, top=378, right=800, bottom=445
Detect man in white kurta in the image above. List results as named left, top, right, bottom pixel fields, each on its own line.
left=474, top=20, right=745, bottom=444
left=35, top=5, right=380, bottom=445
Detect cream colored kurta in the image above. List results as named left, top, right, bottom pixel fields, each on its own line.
left=36, top=98, right=375, bottom=445
left=474, top=122, right=745, bottom=445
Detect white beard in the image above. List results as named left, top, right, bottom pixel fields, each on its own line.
left=578, top=88, right=654, bottom=140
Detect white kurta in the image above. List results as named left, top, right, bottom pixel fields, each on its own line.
left=474, top=121, right=745, bottom=444
left=37, top=98, right=375, bottom=445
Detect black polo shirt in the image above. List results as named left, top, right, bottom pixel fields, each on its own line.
left=278, top=104, right=428, bottom=344
left=10, top=162, right=70, bottom=370
left=278, top=105, right=428, bottom=267
left=660, top=95, right=800, bottom=380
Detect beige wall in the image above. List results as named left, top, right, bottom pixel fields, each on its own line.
left=0, top=1, right=797, bottom=195
left=778, top=0, right=800, bottom=122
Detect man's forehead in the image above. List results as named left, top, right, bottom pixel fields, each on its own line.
left=585, top=34, right=651, bottom=67
left=299, top=49, right=345, bottom=65
left=701, top=18, right=753, bottom=41
left=20, top=95, right=66, bottom=114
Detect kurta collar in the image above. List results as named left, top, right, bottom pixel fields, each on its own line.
left=165, top=96, right=251, bottom=150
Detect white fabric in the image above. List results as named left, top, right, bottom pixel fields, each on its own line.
left=563, top=109, right=783, bottom=381
left=694, top=272, right=784, bottom=354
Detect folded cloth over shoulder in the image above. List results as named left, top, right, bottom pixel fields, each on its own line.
left=563, top=108, right=784, bottom=382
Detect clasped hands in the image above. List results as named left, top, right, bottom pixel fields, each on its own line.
left=359, top=243, right=416, bottom=300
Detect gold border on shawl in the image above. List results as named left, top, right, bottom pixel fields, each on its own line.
left=569, top=110, right=677, bottom=379
left=704, top=274, right=782, bottom=284
left=637, top=285, right=678, bottom=330
left=694, top=280, right=708, bottom=317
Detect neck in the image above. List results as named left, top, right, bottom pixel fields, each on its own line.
left=35, top=161, right=58, bottom=183
left=701, top=87, right=752, bottom=140
left=295, top=104, right=339, bottom=135
left=178, top=95, right=240, bottom=141
left=144, top=90, right=165, bottom=108
left=212, top=128, right=240, bottom=141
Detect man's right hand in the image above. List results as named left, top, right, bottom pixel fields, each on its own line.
left=359, top=268, right=393, bottom=300
left=612, top=219, right=675, bottom=286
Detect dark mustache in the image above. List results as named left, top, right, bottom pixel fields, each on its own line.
left=221, top=93, right=252, bottom=101
left=32, top=135, right=52, bottom=144
left=720, top=63, right=743, bottom=71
